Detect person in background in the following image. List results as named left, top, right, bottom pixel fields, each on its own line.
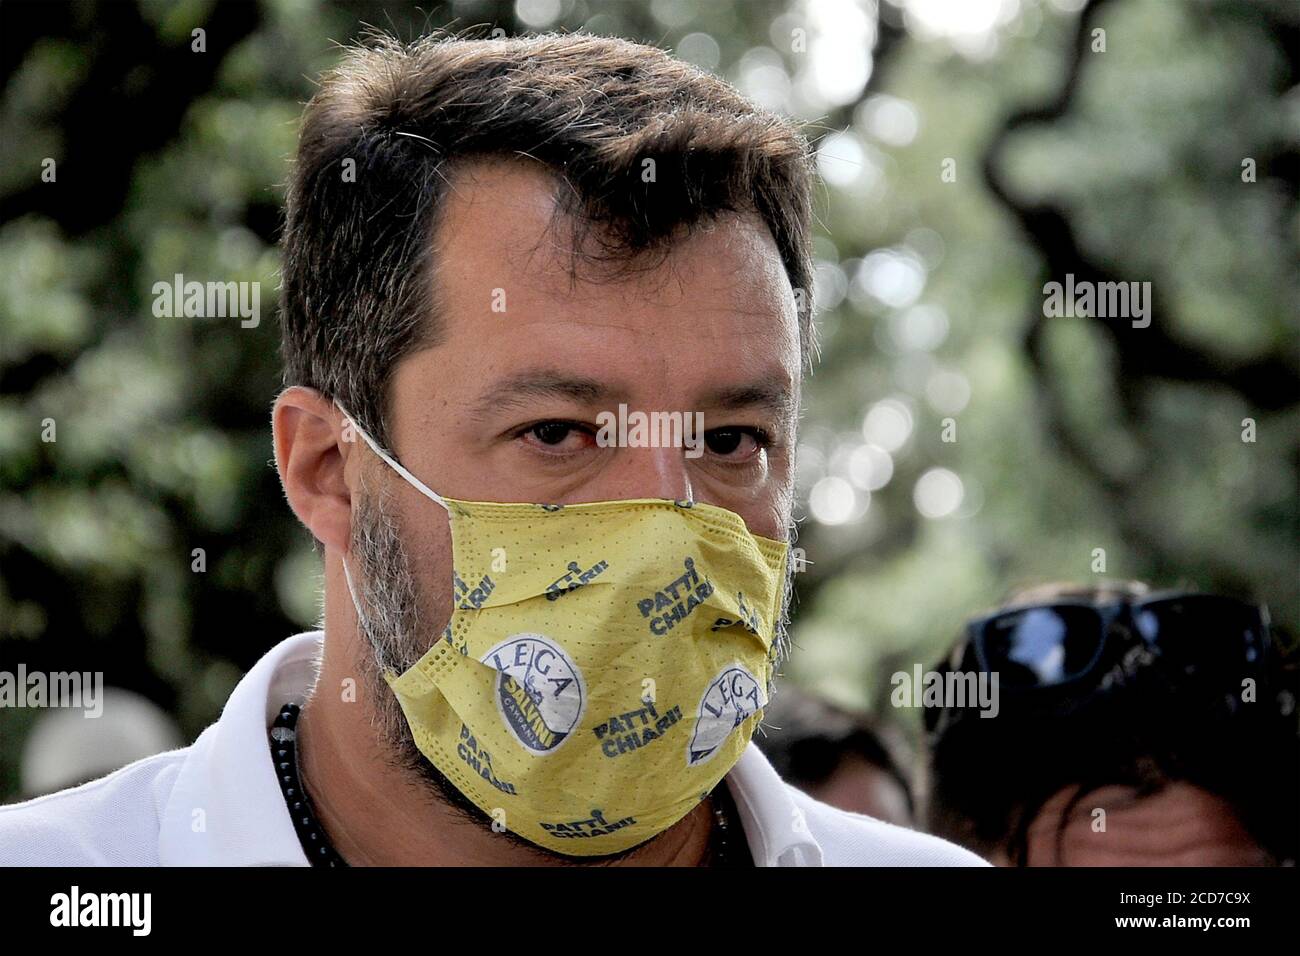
left=758, top=685, right=916, bottom=828
left=924, top=581, right=1298, bottom=866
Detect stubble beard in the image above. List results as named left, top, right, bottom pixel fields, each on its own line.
left=347, top=474, right=499, bottom=834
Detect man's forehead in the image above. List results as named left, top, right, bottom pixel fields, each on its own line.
left=428, top=158, right=798, bottom=335
left=404, top=158, right=801, bottom=422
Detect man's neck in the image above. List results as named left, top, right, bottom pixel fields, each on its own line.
left=292, top=627, right=720, bottom=866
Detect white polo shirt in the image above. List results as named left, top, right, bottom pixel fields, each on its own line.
left=0, top=631, right=987, bottom=867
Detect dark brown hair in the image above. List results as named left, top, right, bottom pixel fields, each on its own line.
left=279, top=30, right=817, bottom=450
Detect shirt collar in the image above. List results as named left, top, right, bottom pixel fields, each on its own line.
left=158, top=632, right=321, bottom=866
left=158, top=631, right=824, bottom=867
left=725, top=740, right=825, bottom=866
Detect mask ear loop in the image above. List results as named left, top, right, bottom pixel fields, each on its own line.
left=341, top=557, right=369, bottom=629
left=333, top=400, right=452, bottom=514
left=332, top=398, right=453, bottom=633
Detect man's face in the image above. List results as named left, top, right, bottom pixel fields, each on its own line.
left=346, top=158, right=802, bottom=804
left=352, top=159, right=800, bottom=650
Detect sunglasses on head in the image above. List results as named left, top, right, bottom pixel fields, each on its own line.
left=952, top=591, right=1271, bottom=693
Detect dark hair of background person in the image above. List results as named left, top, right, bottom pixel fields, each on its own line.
left=279, top=30, right=818, bottom=478
left=758, top=683, right=916, bottom=822
left=924, top=580, right=1300, bottom=866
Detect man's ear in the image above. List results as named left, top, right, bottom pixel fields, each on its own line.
left=273, top=386, right=355, bottom=553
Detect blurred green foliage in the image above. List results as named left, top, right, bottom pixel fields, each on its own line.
left=0, top=0, right=1296, bottom=799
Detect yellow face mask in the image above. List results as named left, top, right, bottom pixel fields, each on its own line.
left=338, top=405, right=789, bottom=857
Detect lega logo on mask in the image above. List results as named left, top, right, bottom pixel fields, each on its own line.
left=687, top=664, right=766, bottom=766
left=483, top=634, right=586, bottom=755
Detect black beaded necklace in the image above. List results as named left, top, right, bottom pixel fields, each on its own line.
left=271, top=702, right=347, bottom=867
left=704, top=778, right=754, bottom=868
left=269, top=701, right=751, bottom=867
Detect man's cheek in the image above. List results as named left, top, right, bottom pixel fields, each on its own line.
left=402, top=522, right=456, bottom=632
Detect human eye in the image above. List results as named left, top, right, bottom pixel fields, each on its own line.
left=512, top=420, right=598, bottom=457
left=703, top=426, right=771, bottom=463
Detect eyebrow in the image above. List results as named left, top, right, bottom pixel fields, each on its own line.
left=469, top=370, right=619, bottom=421
left=468, top=368, right=797, bottom=427
left=698, top=381, right=798, bottom=430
